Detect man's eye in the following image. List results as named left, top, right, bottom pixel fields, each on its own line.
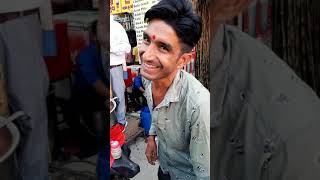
left=160, top=45, right=168, bottom=52
left=143, top=39, right=150, bottom=45
left=143, top=35, right=150, bottom=43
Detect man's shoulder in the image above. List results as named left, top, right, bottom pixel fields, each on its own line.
left=182, top=70, right=208, bottom=91
left=78, top=44, right=96, bottom=59
left=111, top=20, right=126, bottom=32
left=224, top=25, right=277, bottom=61
left=181, top=71, right=210, bottom=105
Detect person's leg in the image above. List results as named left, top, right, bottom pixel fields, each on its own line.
left=1, top=14, right=49, bottom=180
left=110, top=66, right=126, bottom=125
left=96, top=143, right=109, bottom=180
left=158, top=166, right=171, bottom=180
left=132, top=89, right=142, bottom=110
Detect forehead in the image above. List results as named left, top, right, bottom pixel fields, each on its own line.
left=145, top=19, right=180, bottom=45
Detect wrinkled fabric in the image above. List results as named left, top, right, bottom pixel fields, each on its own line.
left=0, top=14, right=49, bottom=180
left=211, top=25, right=320, bottom=180
left=110, top=17, right=131, bottom=66
left=143, top=70, right=210, bottom=180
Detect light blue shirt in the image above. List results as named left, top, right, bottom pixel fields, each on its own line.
left=143, top=70, right=210, bottom=180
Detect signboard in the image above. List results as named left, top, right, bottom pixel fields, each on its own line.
left=110, top=0, right=133, bottom=14
left=111, top=0, right=122, bottom=14
left=121, top=0, right=134, bottom=13
left=133, top=0, right=160, bottom=45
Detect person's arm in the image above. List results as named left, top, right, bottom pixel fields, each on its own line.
left=139, top=87, right=145, bottom=93
left=93, top=80, right=108, bottom=97
left=146, top=121, right=157, bottom=165
left=110, top=23, right=131, bottom=56
left=136, top=76, right=145, bottom=92
left=189, top=102, right=210, bottom=179
left=77, top=53, right=108, bottom=96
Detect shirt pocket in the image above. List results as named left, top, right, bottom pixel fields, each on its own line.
left=153, top=108, right=166, bottom=131
left=165, top=113, right=188, bottom=150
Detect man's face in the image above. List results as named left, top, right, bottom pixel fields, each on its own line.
left=139, top=20, right=190, bottom=81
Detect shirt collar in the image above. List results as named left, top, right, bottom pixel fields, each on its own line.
left=155, top=70, right=184, bottom=109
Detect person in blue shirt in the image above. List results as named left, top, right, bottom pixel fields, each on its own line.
left=132, top=68, right=146, bottom=110
left=70, top=20, right=108, bottom=138
left=68, top=21, right=109, bottom=179
left=73, top=22, right=108, bottom=100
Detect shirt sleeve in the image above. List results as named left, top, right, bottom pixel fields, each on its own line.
left=77, top=52, right=101, bottom=86
left=148, top=121, right=157, bottom=136
left=189, top=101, right=210, bottom=179
left=110, top=23, right=131, bottom=56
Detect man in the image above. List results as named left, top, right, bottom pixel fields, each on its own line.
left=110, top=15, right=131, bottom=129
left=0, top=0, right=52, bottom=179
left=73, top=21, right=108, bottom=103
left=71, top=20, right=108, bottom=156
left=72, top=20, right=109, bottom=180
left=210, top=0, right=320, bottom=179
left=141, top=0, right=210, bottom=179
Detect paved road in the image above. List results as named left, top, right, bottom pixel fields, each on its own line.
left=130, top=137, right=159, bottom=180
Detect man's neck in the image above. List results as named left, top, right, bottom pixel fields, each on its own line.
left=152, top=69, right=178, bottom=92
left=151, top=70, right=179, bottom=108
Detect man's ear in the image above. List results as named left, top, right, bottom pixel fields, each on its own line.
left=177, top=53, right=193, bottom=69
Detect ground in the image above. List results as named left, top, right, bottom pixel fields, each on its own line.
left=130, top=137, right=159, bottom=180
left=0, top=112, right=156, bottom=179
left=48, top=112, right=157, bottom=179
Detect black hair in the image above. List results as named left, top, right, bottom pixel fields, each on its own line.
left=126, top=29, right=137, bottom=47
left=144, top=0, right=202, bottom=52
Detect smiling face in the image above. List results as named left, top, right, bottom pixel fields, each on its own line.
left=139, top=19, right=192, bottom=82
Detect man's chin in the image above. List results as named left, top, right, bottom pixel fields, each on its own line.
left=141, top=71, right=154, bottom=80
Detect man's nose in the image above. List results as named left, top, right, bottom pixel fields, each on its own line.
left=141, top=44, right=156, bottom=61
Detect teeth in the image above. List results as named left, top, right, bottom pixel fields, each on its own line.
left=144, top=63, right=157, bottom=68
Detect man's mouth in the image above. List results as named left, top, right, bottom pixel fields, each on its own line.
left=143, top=62, right=159, bottom=69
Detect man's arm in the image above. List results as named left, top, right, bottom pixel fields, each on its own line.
left=110, top=23, right=131, bottom=56
left=134, top=76, right=145, bottom=93
left=93, top=80, right=108, bottom=97
left=78, top=53, right=108, bottom=96
left=189, top=102, right=210, bottom=179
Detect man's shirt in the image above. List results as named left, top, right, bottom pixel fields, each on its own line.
left=73, top=43, right=107, bottom=93
left=110, top=17, right=131, bottom=66
left=211, top=24, right=320, bottom=180
left=143, top=70, right=210, bottom=180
